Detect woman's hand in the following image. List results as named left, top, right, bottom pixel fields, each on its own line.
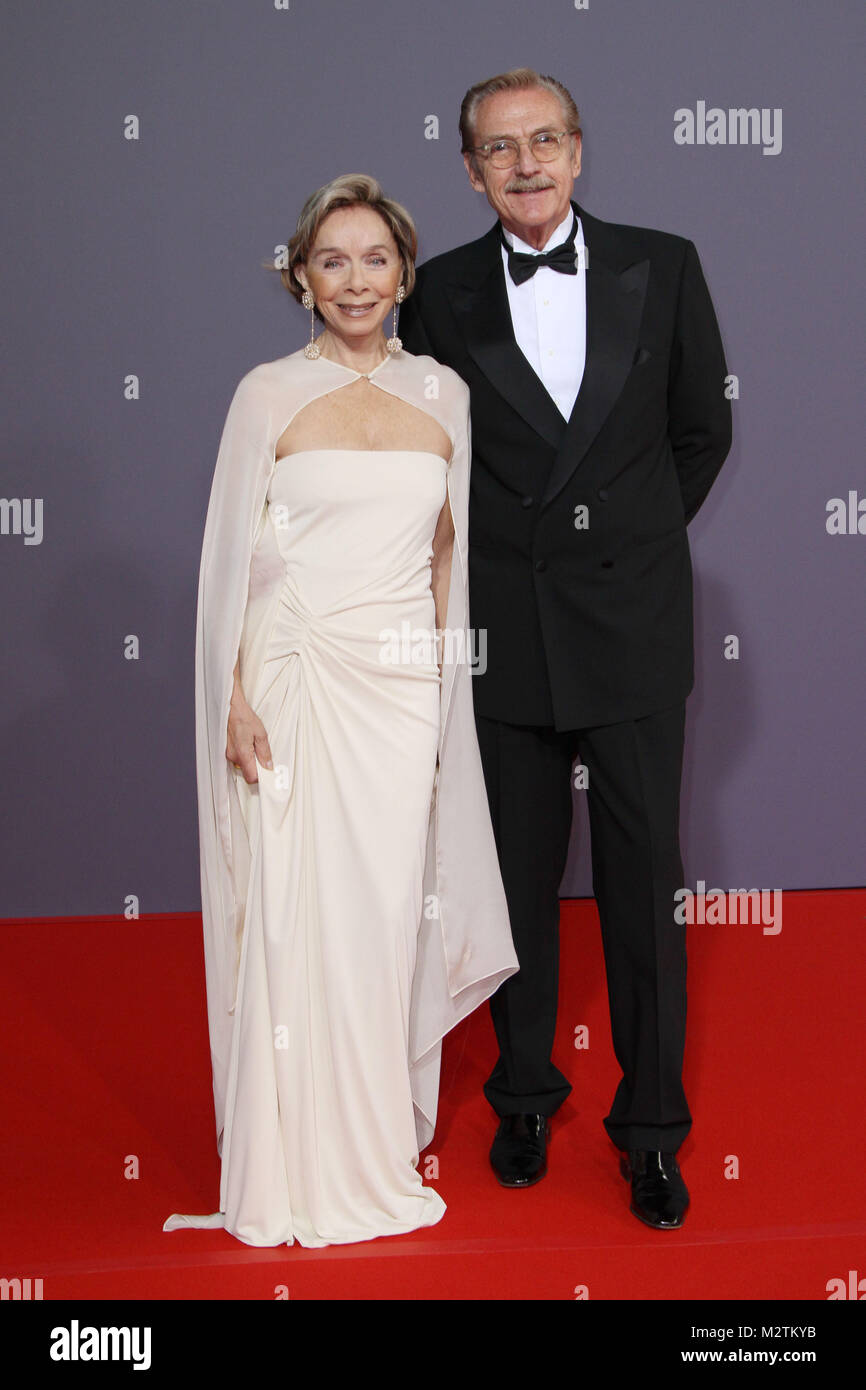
left=226, top=660, right=273, bottom=783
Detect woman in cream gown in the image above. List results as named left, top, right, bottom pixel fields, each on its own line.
left=163, top=176, right=517, bottom=1248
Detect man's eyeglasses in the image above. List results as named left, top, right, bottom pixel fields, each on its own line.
left=469, top=130, right=575, bottom=169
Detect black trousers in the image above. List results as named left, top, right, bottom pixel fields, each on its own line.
left=474, top=703, right=692, bottom=1153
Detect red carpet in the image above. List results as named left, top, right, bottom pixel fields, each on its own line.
left=2, top=889, right=864, bottom=1299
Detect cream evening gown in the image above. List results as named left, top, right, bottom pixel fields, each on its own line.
left=164, top=350, right=518, bottom=1248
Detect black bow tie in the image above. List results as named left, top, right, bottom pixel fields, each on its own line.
left=502, top=215, right=579, bottom=285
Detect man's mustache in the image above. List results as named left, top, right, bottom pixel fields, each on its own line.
left=505, top=178, right=556, bottom=193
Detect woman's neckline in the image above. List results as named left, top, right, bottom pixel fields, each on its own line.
left=311, top=351, right=392, bottom=380
left=274, top=447, right=446, bottom=464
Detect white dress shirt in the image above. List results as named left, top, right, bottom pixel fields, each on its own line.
left=500, top=206, right=586, bottom=420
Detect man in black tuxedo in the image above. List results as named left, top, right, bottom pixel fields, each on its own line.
left=399, top=67, right=731, bottom=1229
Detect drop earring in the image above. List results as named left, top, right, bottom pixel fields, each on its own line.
left=386, top=285, right=405, bottom=354
left=301, top=289, right=321, bottom=359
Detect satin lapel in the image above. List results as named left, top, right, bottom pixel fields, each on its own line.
left=541, top=206, right=649, bottom=506
left=446, top=226, right=567, bottom=451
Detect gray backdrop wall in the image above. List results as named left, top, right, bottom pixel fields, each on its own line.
left=2, top=1, right=863, bottom=917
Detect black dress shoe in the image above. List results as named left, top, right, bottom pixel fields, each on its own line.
left=490, top=1113, right=550, bottom=1187
left=619, top=1148, right=689, bottom=1228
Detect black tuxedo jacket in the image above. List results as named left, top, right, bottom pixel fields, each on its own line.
left=399, top=199, right=732, bottom=731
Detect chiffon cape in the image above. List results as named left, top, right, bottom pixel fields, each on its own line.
left=194, top=346, right=519, bottom=1158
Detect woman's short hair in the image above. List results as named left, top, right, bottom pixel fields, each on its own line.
left=275, top=173, right=418, bottom=318
left=460, top=67, right=582, bottom=167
